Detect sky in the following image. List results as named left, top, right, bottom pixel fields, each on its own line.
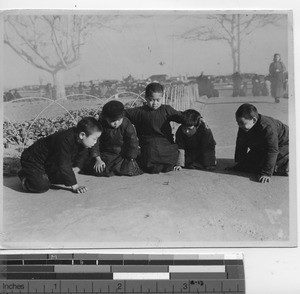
left=3, top=12, right=289, bottom=89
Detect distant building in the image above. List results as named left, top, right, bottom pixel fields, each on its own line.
left=166, top=76, right=179, bottom=83
left=123, top=75, right=135, bottom=83
left=148, top=74, right=168, bottom=83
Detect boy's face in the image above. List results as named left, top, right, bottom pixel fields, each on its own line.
left=274, top=54, right=280, bottom=62
left=236, top=116, right=257, bottom=132
left=182, top=125, right=197, bottom=137
left=106, top=118, right=123, bottom=129
left=146, top=92, right=163, bottom=110
left=80, top=131, right=102, bottom=148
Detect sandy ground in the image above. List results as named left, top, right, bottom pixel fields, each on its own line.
left=2, top=95, right=292, bottom=248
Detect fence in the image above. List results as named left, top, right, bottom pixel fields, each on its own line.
left=3, top=83, right=200, bottom=152
left=164, top=83, right=199, bottom=111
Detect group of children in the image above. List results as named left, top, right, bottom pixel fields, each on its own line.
left=18, top=82, right=289, bottom=194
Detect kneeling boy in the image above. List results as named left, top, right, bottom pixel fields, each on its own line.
left=18, top=117, right=102, bottom=193
left=233, top=103, right=289, bottom=183
left=90, top=100, right=142, bottom=177
left=175, top=109, right=216, bottom=170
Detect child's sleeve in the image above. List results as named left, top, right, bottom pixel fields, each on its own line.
left=234, top=128, right=248, bottom=163
left=177, top=149, right=185, bottom=167
left=73, top=148, right=89, bottom=170
left=56, top=136, right=77, bottom=186
left=175, top=127, right=186, bottom=167
left=199, top=127, right=216, bottom=167
left=123, top=121, right=139, bottom=159
left=260, top=126, right=279, bottom=176
left=165, top=105, right=183, bottom=124
left=269, top=62, right=276, bottom=76
left=125, top=108, right=138, bottom=125
left=175, top=127, right=186, bottom=150
left=199, top=127, right=216, bottom=148
left=90, top=137, right=101, bottom=158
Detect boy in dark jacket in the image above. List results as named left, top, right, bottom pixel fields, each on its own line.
left=125, top=82, right=183, bottom=174
left=175, top=109, right=216, bottom=170
left=90, top=100, right=142, bottom=177
left=18, top=117, right=102, bottom=193
left=233, top=103, right=289, bottom=183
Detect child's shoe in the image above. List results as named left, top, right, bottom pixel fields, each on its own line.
left=18, top=170, right=29, bottom=192
left=205, top=165, right=216, bottom=171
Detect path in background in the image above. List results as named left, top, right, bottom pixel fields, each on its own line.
left=2, top=96, right=290, bottom=248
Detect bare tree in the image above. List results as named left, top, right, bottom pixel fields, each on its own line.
left=4, top=14, right=117, bottom=99
left=179, top=14, right=285, bottom=73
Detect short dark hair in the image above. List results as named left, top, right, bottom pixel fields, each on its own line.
left=235, top=103, right=259, bottom=120
left=102, top=100, right=125, bottom=121
left=76, top=117, right=102, bottom=136
left=182, top=109, right=202, bottom=127
left=145, top=82, right=164, bottom=99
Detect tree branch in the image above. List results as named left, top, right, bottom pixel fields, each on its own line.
left=240, top=14, right=284, bottom=35
left=42, top=16, right=67, bottom=68
left=4, top=38, right=52, bottom=73
left=217, top=15, right=234, bottom=37
left=5, top=18, right=55, bottom=70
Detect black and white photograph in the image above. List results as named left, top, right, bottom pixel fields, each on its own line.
left=1, top=10, right=296, bottom=248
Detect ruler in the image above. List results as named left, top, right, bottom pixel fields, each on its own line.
left=0, top=253, right=245, bottom=293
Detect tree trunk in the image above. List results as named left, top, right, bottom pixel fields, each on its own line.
left=52, top=69, right=66, bottom=100
left=237, top=14, right=241, bottom=73
left=231, top=40, right=239, bottom=73
left=232, top=48, right=238, bottom=73
left=231, top=15, right=239, bottom=73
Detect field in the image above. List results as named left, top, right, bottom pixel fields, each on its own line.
left=2, top=93, right=292, bottom=248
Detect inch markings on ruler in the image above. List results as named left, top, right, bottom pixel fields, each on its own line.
left=0, top=253, right=245, bottom=293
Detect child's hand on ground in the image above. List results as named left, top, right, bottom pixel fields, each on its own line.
left=174, top=165, right=182, bottom=171
left=258, top=175, right=271, bottom=183
left=71, top=184, right=88, bottom=194
left=94, top=158, right=106, bottom=173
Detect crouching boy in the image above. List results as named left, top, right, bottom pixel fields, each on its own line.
left=18, top=117, right=102, bottom=193
left=89, top=100, right=142, bottom=177
left=233, top=103, right=289, bottom=183
left=174, top=109, right=216, bottom=170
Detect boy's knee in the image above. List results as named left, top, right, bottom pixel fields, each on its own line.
left=274, top=162, right=289, bottom=176
left=21, top=174, right=51, bottom=193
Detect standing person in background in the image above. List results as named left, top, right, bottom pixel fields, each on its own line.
left=232, top=72, right=243, bottom=97
left=283, top=71, right=289, bottom=98
left=46, top=83, right=53, bottom=99
left=269, top=53, right=286, bottom=103
left=78, top=82, right=84, bottom=94
left=263, top=74, right=272, bottom=96
left=196, top=72, right=207, bottom=97
left=252, top=74, right=261, bottom=96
